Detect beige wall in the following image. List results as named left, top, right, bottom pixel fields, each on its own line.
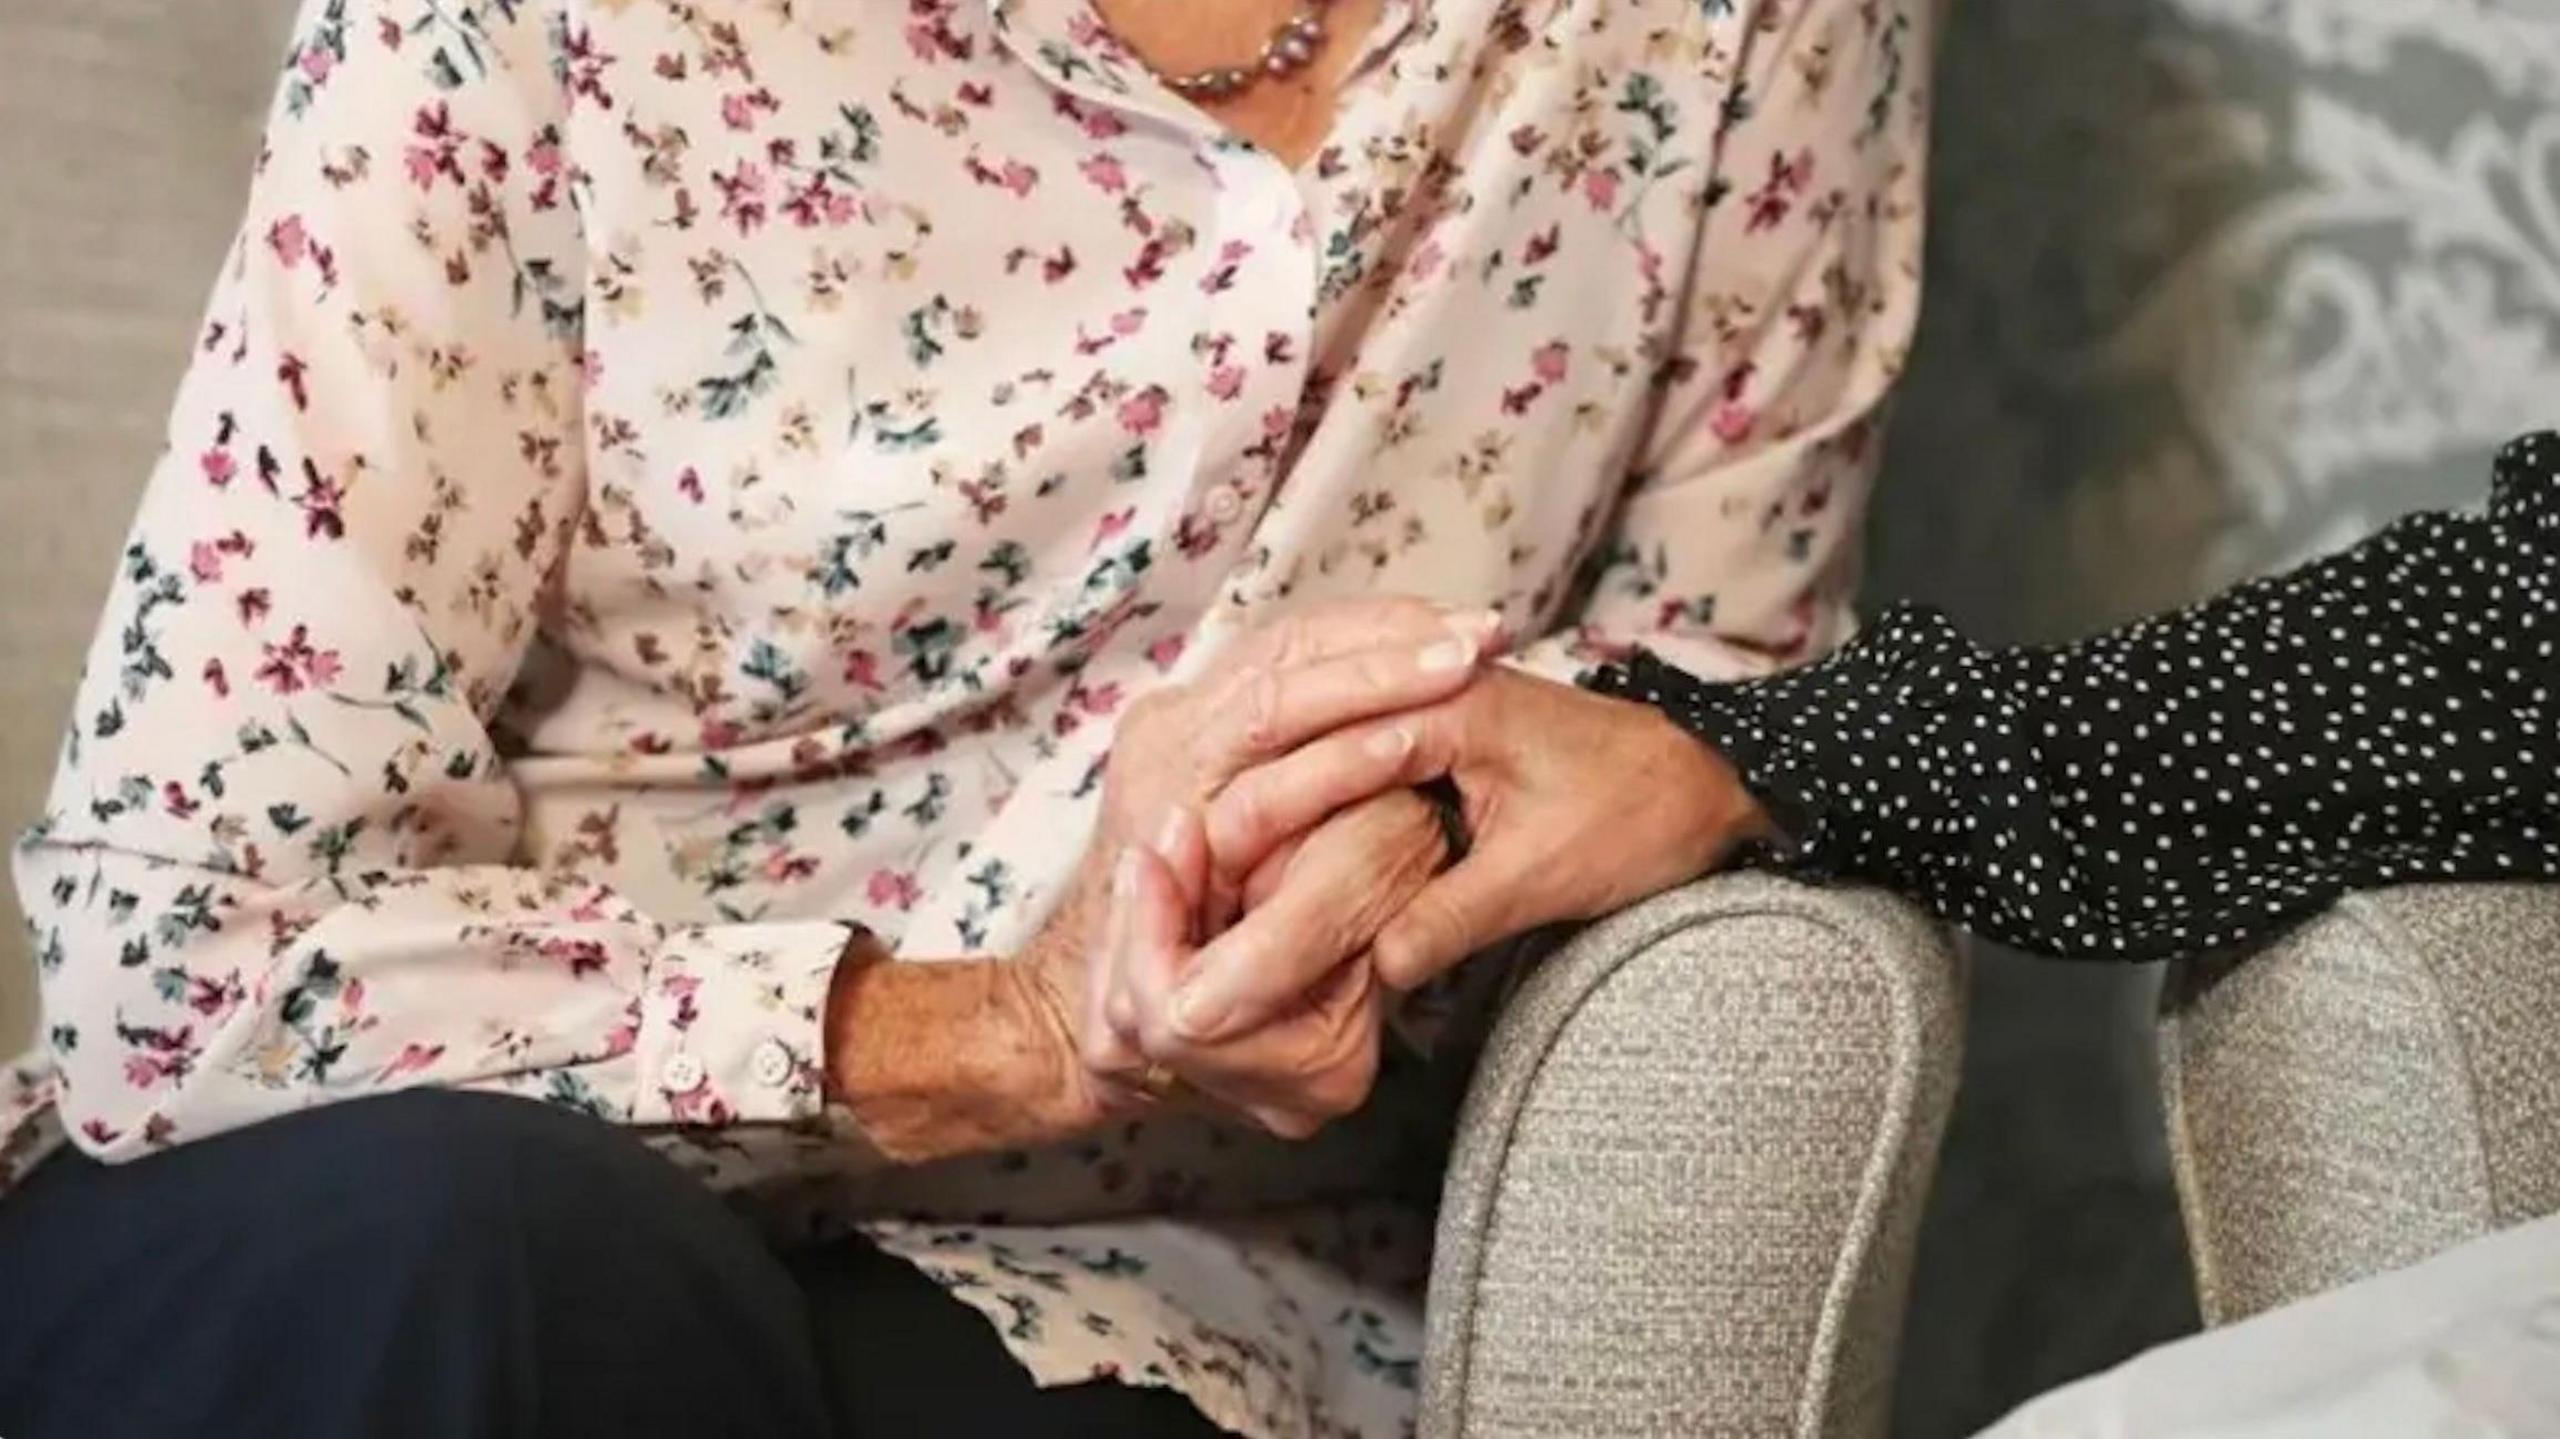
left=0, top=0, right=301, bottom=1051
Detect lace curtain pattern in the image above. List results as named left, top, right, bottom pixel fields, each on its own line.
left=1880, top=0, right=2560, bottom=630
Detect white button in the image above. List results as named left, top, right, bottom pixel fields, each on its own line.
left=660, top=1053, right=707, bottom=1095
left=1208, top=486, right=1245, bottom=523
left=749, top=1040, right=795, bottom=1088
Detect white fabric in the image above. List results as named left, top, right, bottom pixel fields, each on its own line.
left=1976, top=1214, right=2560, bottom=1439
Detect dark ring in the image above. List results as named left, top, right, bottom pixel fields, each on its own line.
left=1413, top=775, right=1472, bottom=872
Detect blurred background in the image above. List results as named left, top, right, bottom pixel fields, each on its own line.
left=2, top=1, right=2554, bottom=1433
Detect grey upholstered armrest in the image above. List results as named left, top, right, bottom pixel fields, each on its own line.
left=2160, top=883, right=2560, bottom=1325
left=1420, top=873, right=1964, bottom=1439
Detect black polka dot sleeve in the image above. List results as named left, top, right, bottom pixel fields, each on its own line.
left=1590, top=431, right=2560, bottom=962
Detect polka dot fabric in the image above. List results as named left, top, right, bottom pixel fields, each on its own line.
left=1592, top=431, right=2560, bottom=962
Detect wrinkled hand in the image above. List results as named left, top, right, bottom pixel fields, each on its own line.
left=1161, top=666, right=1771, bottom=1045
left=1064, top=597, right=1501, bottom=1105
left=1099, top=791, right=1445, bottom=1137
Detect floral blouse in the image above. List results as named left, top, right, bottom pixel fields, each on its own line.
left=3, top=0, right=1928, bottom=1431
left=1599, top=431, right=2560, bottom=964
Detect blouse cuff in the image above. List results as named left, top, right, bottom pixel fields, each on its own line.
left=1588, top=648, right=1841, bottom=874
left=627, top=921, right=851, bottom=1129
left=1587, top=603, right=1982, bottom=882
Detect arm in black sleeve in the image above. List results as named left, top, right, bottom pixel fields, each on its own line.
left=1591, top=430, right=2560, bottom=962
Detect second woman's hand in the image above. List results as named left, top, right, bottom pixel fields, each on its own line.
left=1166, top=666, right=1773, bottom=1047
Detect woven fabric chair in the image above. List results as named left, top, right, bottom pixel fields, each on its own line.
left=1424, top=875, right=1964, bottom=1438
left=2160, top=884, right=2560, bottom=1326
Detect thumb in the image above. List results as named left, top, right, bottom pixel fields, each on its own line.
left=1371, top=845, right=1536, bottom=992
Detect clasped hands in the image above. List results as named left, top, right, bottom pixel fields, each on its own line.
left=1042, top=596, right=1768, bottom=1139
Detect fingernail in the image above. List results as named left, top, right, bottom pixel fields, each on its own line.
left=1418, top=639, right=1472, bottom=673
left=1447, top=609, right=1503, bottom=644
left=1154, top=809, right=1188, bottom=860
left=1113, top=847, right=1141, bottom=899
left=1172, top=982, right=1229, bottom=1041
left=1366, top=725, right=1414, bottom=760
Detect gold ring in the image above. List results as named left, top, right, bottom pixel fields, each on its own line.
left=1136, top=1062, right=1182, bottom=1100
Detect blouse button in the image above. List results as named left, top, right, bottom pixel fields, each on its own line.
left=1208, top=486, right=1245, bottom=523
left=749, top=1039, right=795, bottom=1089
left=660, top=1053, right=707, bottom=1095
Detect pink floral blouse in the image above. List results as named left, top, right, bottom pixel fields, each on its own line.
left=4, top=0, right=1928, bottom=1429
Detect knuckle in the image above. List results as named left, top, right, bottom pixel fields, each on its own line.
left=1330, top=1042, right=1380, bottom=1113
left=1079, top=1027, right=1127, bottom=1075
left=1121, top=687, right=1178, bottom=736
left=1400, top=890, right=1453, bottom=944
left=1373, top=930, right=1432, bottom=990
left=1263, top=615, right=1311, bottom=669
left=1337, top=593, right=1417, bottom=626
left=1221, top=779, right=1274, bottom=852
left=1266, top=1110, right=1324, bottom=1141
left=1381, top=596, right=1449, bottom=642
left=1313, top=1077, right=1366, bottom=1120
left=1236, top=669, right=1284, bottom=754
left=1133, top=1007, right=1187, bottom=1063
left=1104, top=713, right=1165, bottom=798
left=1353, top=649, right=1406, bottom=696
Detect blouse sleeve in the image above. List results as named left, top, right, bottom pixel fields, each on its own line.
left=1592, top=431, right=2560, bottom=962
left=10, top=0, right=850, bottom=1171
left=1510, top=0, right=1932, bottom=686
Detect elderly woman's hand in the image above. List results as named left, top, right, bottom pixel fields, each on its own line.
left=824, top=596, right=1496, bottom=1162
left=1097, top=794, right=1445, bottom=1137
left=1051, top=597, right=1502, bottom=1102
left=1160, top=666, right=1772, bottom=1047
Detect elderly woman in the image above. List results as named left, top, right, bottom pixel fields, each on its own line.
left=0, top=0, right=1929, bottom=1434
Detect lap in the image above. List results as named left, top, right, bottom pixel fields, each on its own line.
left=0, top=1091, right=1217, bottom=1439
left=0, top=1090, right=831, bottom=1439
left=796, top=1234, right=1225, bottom=1439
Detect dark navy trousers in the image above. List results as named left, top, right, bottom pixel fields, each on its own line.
left=0, top=1090, right=1216, bottom=1439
